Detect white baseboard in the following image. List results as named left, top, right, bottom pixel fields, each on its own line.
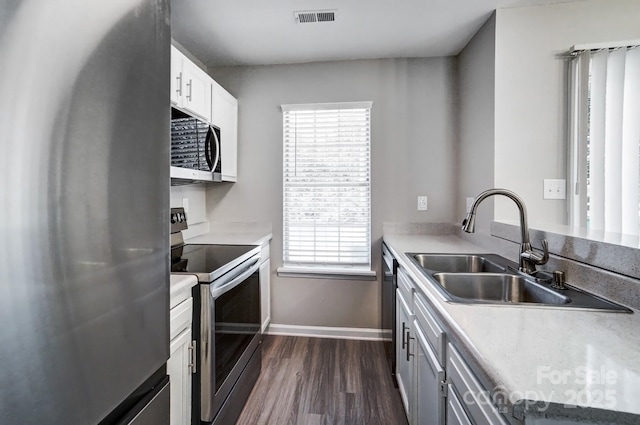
left=265, top=323, right=384, bottom=341
left=381, top=329, right=392, bottom=341
left=261, top=317, right=270, bottom=333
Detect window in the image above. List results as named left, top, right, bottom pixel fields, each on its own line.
left=568, top=42, right=640, bottom=235
left=280, top=102, right=372, bottom=276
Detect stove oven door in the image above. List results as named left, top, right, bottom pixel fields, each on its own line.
left=194, top=258, right=261, bottom=423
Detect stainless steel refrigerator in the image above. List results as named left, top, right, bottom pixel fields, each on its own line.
left=0, top=1, right=171, bottom=424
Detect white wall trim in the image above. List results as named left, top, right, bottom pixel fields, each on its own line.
left=281, top=101, right=373, bottom=112
left=277, top=266, right=377, bottom=281
left=265, top=324, right=384, bottom=341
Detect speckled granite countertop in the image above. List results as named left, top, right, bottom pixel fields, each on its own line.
left=169, top=274, right=197, bottom=309
left=170, top=223, right=271, bottom=306
left=384, top=233, right=640, bottom=424
left=185, top=222, right=272, bottom=246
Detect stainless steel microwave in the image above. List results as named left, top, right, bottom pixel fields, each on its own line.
left=170, top=107, right=222, bottom=184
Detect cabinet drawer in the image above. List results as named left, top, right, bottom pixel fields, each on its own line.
left=414, top=292, right=446, bottom=366
left=397, top=267, right=414, bottom=308
left=447, top=384, right=473, bottom=425
left=170, top=297, right=193, bottom=341
left=447, top=343, right=508, bottom=425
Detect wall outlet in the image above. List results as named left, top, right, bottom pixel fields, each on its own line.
left=182, top=197, right=189, bottom=213
left=466, top=197, right=475, bottom=213
left=417, top=196, right=428, bottom=211
left=543, top=179, right=566, bottom=200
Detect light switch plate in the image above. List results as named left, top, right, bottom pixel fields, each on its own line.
left=543, top=179, right=566, bottom=200
left=417, top=196, right=428, bottom=211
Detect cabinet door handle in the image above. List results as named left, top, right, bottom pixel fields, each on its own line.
left=406, top=332, right=415, bottom=362
left=176, top=72, right=183, bottom=97
left=188, top=340, right=197, bottom=374
left=402, top=322, right=408, bottom=349
left=186, top=79, right=193, bottom=101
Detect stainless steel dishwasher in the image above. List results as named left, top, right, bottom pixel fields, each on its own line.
left=382, top=242, right=398, bottom=385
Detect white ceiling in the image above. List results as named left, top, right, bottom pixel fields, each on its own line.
left=171, top=0, right=575, bottom=68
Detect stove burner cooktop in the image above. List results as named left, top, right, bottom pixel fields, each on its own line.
left=171, top=244, right=260, bottom=283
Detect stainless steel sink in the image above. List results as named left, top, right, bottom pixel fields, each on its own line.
left=406, top=252, right=632, bottom=312
left=431, top=273, right=570, bottom=305
left=410, top=254, right=506, bottom=273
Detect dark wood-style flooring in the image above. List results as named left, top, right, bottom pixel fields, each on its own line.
left=235, top=335, right=409, bottom=425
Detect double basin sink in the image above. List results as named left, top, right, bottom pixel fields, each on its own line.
left=407, top=253, right=631, bottom=312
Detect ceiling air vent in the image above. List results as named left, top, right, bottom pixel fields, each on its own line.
left=294, top=10, right=337, bottom=24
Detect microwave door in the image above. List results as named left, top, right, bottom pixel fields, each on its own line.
left=169, top=107, right=216, bottom=183
left=170, top=120, right=214, bottom=182
left=207, top=125, right=222, bottom=182
left=204, top=127, right=213, bottom=171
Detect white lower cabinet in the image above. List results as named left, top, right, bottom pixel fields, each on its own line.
left=414, top=322, right=445, bottom=425
left=168, top=297, right=195, bottom=425
left=446, top=343, right=509, bottom=425
left=397, top=267, right=446, bottom=425
left=259, top=242, right=271, bottom=332
left=396, top=288, right=415, bottom=416
left=394, top=264, right=509, bottom=425
left=446, top=386, right=473, bottom=425
left=168, top=328, right=194, bottom=425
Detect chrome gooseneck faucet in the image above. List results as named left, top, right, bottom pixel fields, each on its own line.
left=462, top=188, right=549, bottom=274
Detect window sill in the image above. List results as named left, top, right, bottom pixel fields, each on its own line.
left=277, top=266, right=377, bottom=281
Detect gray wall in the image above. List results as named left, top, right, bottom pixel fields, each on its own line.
left=208, top=58, right=458, bottom=329
left=493, top=0, right=640, bottom=227
left=457, top=14, right=496, bottom=234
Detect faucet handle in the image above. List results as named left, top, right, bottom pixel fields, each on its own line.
left=520, top=239, right=549, bottom=265
left=551, top=270, right=567, bottom=290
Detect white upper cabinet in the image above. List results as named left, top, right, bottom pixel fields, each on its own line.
left=170, top=45, right=183, bottom=106
left=170, top=45, right=238, bottom=183
left=211, top=80, right=238, bottom=182
left=170, top=45, right=211, bottom=122
left=182, top=61, right=212, bottom=121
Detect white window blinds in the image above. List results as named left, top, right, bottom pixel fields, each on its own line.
left=568, top=44, right=640, bottom=235
left=282, top=102, right=372, bottom=268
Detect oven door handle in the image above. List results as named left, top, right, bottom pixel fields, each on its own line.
left=209, top=255, right=261, bottom=300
